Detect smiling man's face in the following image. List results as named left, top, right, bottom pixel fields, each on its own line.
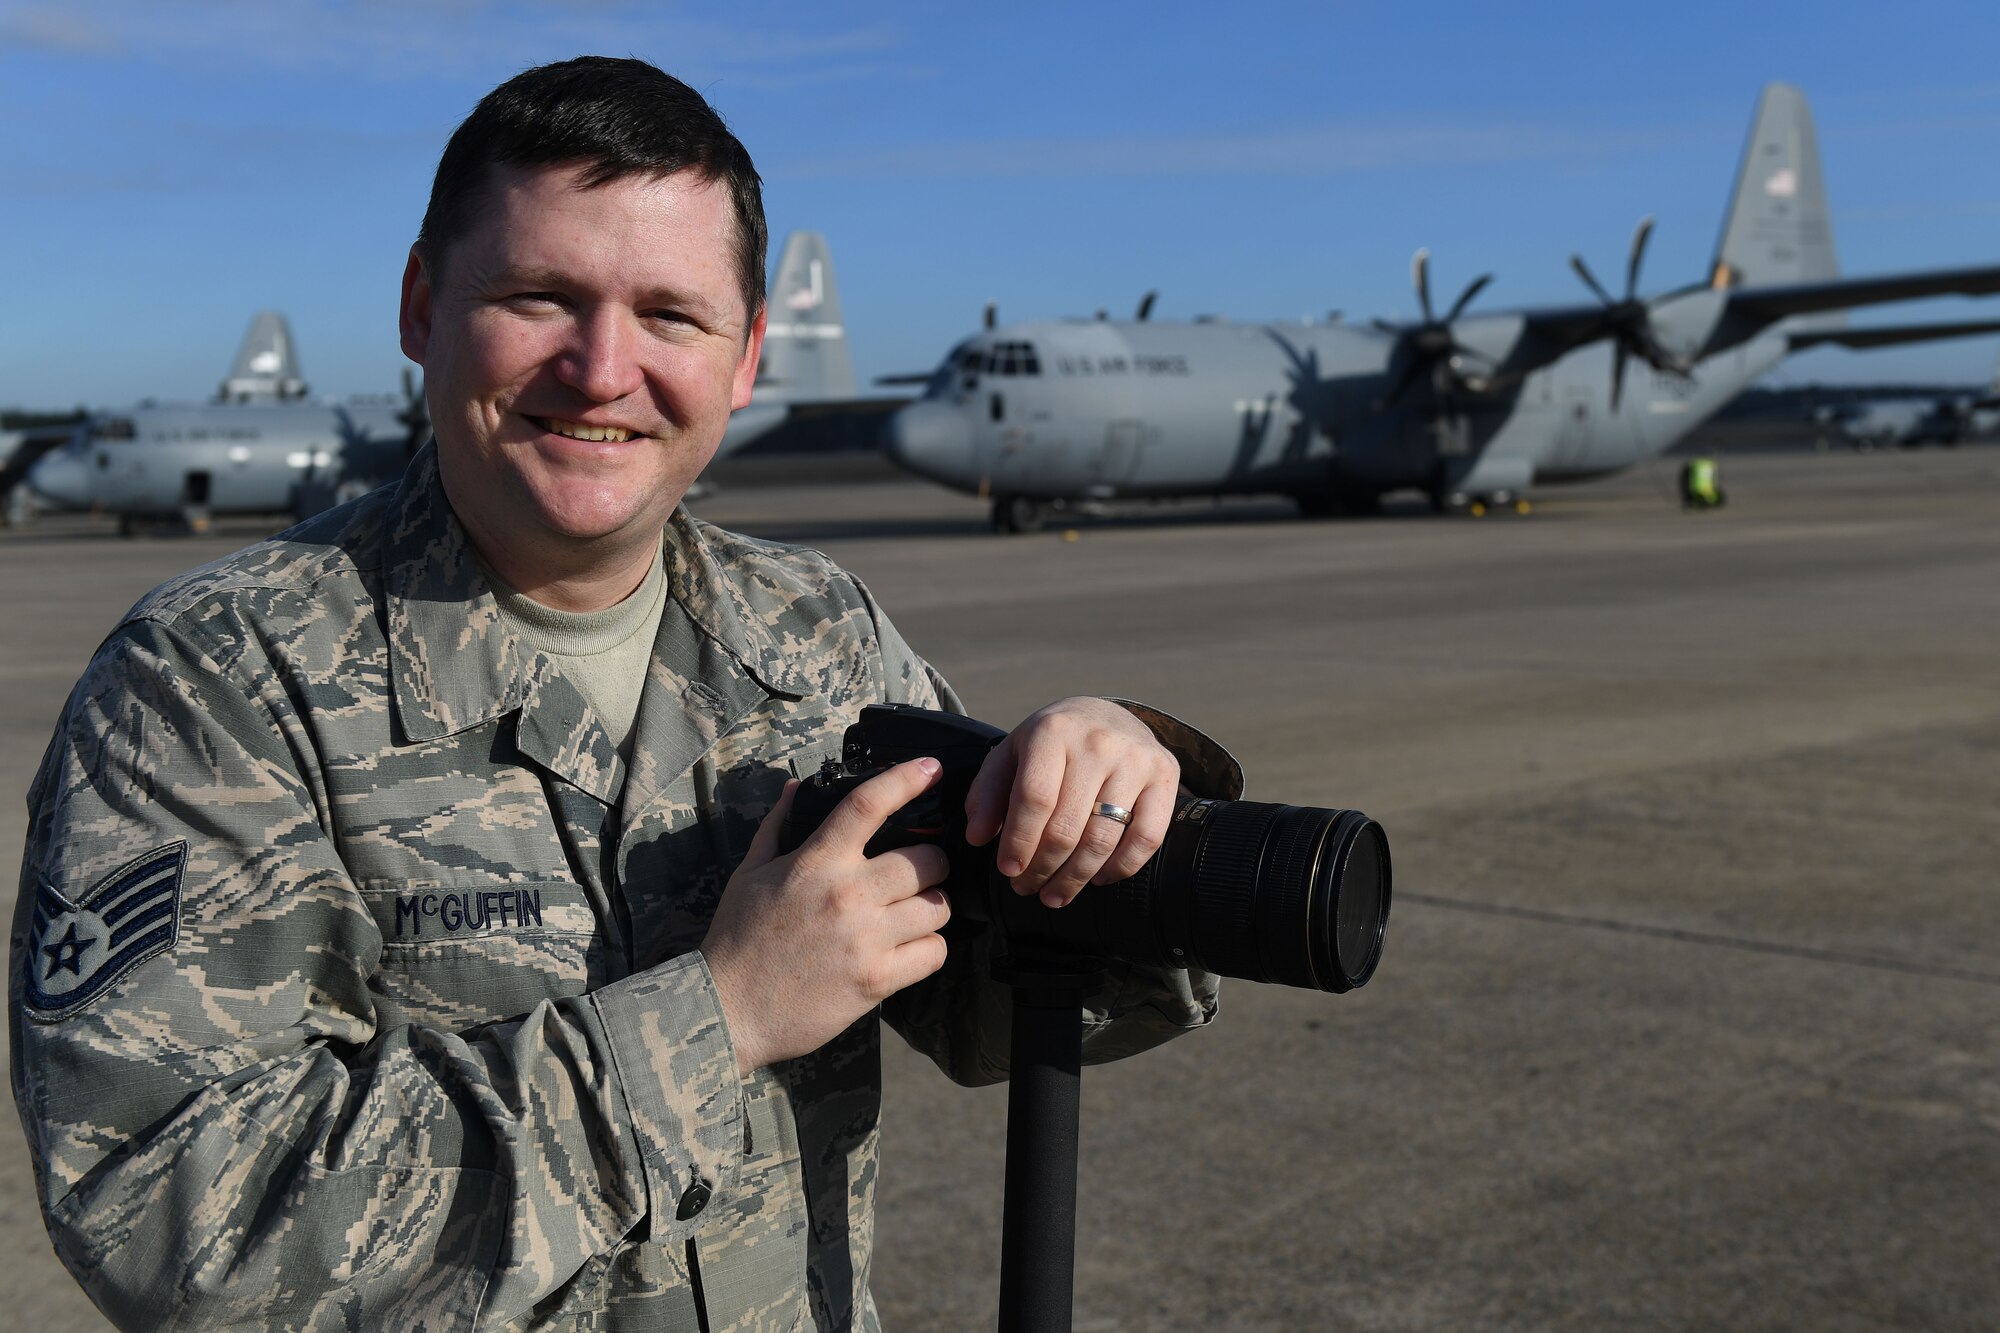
left=400, top=161, right=763, bottom=591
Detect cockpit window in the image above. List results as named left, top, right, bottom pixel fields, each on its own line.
left=978, top=342, right=1041, bottom=377
left=924, top=340, right=1042, bottom=397
left=92, top=417, right=136, bottom=442
left=923, top=342, right=971, bottom=397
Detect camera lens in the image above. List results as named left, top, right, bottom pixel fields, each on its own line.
left=1024, top=797, right=1390, bottom=993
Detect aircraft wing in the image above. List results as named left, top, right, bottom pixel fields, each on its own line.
left=1726, top=264, right=2000, bottom=321
left=716, top=394, right=912, bottom=463
left=774, top=395, right=912, bottom=422
left=1439, top=304, right=1633, bottom=386
left=1786, top=316, right=2000, bottom=352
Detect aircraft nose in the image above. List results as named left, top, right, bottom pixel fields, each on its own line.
left=27, top=451, right=89, bottom=507
left=883, top=400, right=973, bottom=485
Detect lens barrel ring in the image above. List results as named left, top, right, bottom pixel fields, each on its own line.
left=1188, top=802, right=1277, bottom=982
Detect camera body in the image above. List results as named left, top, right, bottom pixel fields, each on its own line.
left=779, top=704, right=1391, bottom=993
left=778, top=703, right=1045, bottom=948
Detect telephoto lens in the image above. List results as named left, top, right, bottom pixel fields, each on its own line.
left=1004, top=796, right=1391, bottom=993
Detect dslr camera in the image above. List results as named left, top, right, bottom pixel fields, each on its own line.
left=779, top=704, right=1389, bottom=993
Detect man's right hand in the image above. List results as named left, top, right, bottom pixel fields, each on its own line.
left=701, top=757, right=955, bottom=1076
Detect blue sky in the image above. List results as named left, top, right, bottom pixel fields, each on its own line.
left=7, top=0, right=2000, bottom=409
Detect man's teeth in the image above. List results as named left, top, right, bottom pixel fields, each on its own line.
left=541, top=418, right=635, bottom=443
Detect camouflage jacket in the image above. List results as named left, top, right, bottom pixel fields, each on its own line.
left=10, top=447, right=1239, bottom=1332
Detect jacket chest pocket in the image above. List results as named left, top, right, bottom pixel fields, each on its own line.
left=357, top=879, right=607, bottom=1030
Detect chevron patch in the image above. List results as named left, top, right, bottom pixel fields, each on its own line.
left=24, top=842, right=186, bottom=1020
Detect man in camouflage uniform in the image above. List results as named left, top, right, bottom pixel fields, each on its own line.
left=11, top=58, right=1237, bottom=1330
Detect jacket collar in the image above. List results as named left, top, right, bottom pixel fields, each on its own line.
left=384, top=445, right=539, bottom=745
left=659, top=507, right=816, bottom=700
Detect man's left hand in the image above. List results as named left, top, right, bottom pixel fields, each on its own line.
left=963, top=697, right=1181, bottom=908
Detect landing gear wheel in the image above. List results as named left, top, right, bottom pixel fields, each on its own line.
left=992, top=495, right=1047, bottom=534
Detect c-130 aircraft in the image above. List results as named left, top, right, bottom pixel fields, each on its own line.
left=885, top=84, right=2000, bottom=531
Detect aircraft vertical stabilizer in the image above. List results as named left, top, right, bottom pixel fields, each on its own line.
left=1709, top=83, right=1839, bottom=296
left=217, top=311, right=309, bottom=402
left=757, top=232, right=856, bottom=401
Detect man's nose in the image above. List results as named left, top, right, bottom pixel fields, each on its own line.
left=556, top=309, right=647, bottom=402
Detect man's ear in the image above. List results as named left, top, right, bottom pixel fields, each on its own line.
left=399, top=247, right=433, bottom=367
left=732, top=302, right=768, bottom=412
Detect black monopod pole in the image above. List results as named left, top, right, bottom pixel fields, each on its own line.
left=991, top=955, right=1106, bottom=1333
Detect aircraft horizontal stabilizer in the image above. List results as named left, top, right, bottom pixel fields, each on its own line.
left=1788, top=317, right=2000, bottom=352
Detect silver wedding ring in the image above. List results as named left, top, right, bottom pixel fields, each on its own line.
left=1093, top=801, right=1133, bottom=826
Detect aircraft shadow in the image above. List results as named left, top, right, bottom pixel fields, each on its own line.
left=712, top=494, right=1461, bottom=545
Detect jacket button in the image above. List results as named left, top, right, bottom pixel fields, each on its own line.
left=676, top=1179, right=713, bottom=1220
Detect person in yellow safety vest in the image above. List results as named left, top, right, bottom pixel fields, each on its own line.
left=1680, top=455, right=1725, bottom=509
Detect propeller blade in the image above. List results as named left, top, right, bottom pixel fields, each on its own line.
left=1610, top=342, right=1629, bottom=413
left=1624, top=216, right=1656, bottom=301
left=1570, top=254, right=1615, bottom=307
left=1444, top=272, right=1494, bottom=322
left=1381, top=354, right=1430, bottom=407
left=983, top=301, right=997, bottom=330
left=1412, top=248, right=1435, bottom=325
left=1136, top=290, right=1157, bottom=322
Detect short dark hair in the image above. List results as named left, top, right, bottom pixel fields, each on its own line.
left=417, top=56, right=768, bottom=322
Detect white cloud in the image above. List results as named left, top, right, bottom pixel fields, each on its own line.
left=0, top=6, right=121, bottom=53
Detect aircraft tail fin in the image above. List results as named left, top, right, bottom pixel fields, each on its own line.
left=1708, top=83, right=1840, bottom=294
left=756, top=232, right=855, bottom=402
left=218, top=311, right=308, bottom=402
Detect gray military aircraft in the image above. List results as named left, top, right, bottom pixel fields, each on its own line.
left=25, top=232, right=884, bottom=530
left=884, top=84, right=2000, bottom=531
left=24, top=311, right=424, bottom=532
left=1814, top=352, right=2000, bottom=448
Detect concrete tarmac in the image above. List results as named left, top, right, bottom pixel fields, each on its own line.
left=2, top=446, right=1995, bottom=1329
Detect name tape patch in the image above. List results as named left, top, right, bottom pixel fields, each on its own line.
left=26, top=841, right=186, bottom=1020
left=393, top=888, right=547, bottom=940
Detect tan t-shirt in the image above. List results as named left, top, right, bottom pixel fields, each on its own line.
left=484, top=541, right=668, bottom=762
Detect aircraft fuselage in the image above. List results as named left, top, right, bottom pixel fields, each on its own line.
left=28, top=401, right=408, bottom=519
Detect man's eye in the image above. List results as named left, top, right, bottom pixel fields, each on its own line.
left=506, top=292, right=563, bottom=309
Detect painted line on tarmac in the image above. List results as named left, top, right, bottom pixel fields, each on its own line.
left=1402, top=891, right=2000, bottom=987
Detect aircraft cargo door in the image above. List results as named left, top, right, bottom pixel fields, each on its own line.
left=1092, top=419, right=1155, bottom=490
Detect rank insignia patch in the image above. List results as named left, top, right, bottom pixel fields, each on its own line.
left=25, top=842, right=186, bottom=1020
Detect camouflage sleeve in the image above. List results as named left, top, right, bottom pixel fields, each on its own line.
left=847, top=580, right=1228, bottom=1088
left=9, top=618, right=739, bottom=1330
